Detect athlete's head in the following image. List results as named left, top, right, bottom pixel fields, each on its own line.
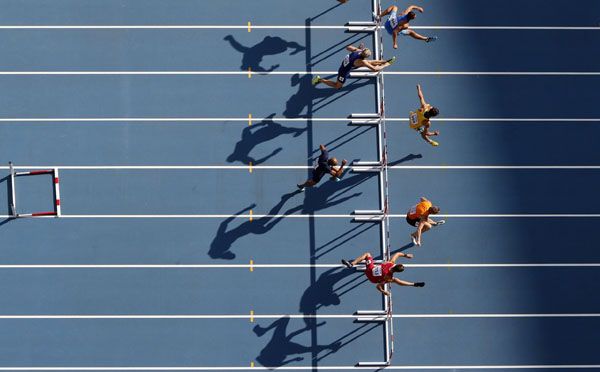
left=424, top=107, right=440, bottom=118
left=391, top=264, right=405, bottom=273
left=360, top=48, right=372, bottom=59
left=407, top=11, right=416, bottom=20
left=429, top=206, right=441, bottom=214
left=328, top=158, right=339, bottom=166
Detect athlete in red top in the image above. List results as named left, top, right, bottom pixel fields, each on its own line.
left=342, top=251, right=424, bottom=296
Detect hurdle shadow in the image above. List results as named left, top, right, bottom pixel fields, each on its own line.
left=224, top=35, right=305, bottom=72
left=286, top=172, right=375, bottom=215
left=310, top=125, right=375, bottom=157
left=314, top=222, right=377, bottom=259
left=208, top=191, right=300, bottom=260
left=253, top=316, right=341, bottom=368
left=284, top=74, right=372, bottom=118
left=388, top=153, right=423, bottom=166
left=226, top=113, right=306, bottom=165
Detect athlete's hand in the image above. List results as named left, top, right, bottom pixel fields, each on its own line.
left=342, top=159, right=348, bottom=165
left=405, top=253, right=414, bottom=259
left=383, top=291, right=391, bottom=296
left=417, top=6, right=424, bottom=12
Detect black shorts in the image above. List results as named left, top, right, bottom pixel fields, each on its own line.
left=337, top=66, right=351, bottom=85
left=311, top=167, right=328, bottom=183
left=406, top=214, right=420, bottom=227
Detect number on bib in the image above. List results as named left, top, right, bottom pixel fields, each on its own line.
left=372, top=266, right=383, bottom=277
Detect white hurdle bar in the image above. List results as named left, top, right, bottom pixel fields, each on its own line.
left=353, top=209, right=384, bottom=222
left=345, top=21, right=377, bottom=33
left=8, top=162, right=16, bottom=218
left=53, top=168, right=61, bottom=217
left=349, top=113, right=381, bottom=126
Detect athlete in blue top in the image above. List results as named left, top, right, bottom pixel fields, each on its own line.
left=378, top=4, right=437, bottom=49
left=311, top=44, right=395, bottom=90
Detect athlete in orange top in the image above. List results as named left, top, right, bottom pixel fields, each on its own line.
left=406, top=197, right=445, bottom=246
left=342, top=251, right=424, bottom=296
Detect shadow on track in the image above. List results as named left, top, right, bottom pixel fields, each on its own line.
left=254, top=316, right=341, bottom=367
left=226, top=113, right=306, bottom=165
left=208, top=191, right=300, bottom=260
left=224, top=35, right=305, bottom=72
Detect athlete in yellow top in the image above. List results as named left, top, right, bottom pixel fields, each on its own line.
left=409, top=84, right=440, bottom=146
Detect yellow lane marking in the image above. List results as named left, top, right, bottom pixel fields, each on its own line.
left=250, top=310, right=255, bottom=322
left=250, top=259, right=254, bottom=272
left=248, top=21, right=251, bottom=32
left=249, top=162, right=253, bottom=173
left=248, top=113, right=252, bottom=126
left=249, top=210, right=253, bottom=222
left=248, top=67, right=252, bottom=78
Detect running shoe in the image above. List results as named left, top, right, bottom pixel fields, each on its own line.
left=296, top=184, right=305, bottom=192
left=430, top=140, right=439, bottom=147
left=386, top=56, right=396, bottom=65
left=414, top=282, right=425, bottom=287
left=411, top=235, right=418, bottom=246
left=436, top=220, right=446, bottom=226
left=311, top=75, right=321, bottom=85
left=341, top=259, right=353, bottom=268
left=426, top=36, right=438, bottom=43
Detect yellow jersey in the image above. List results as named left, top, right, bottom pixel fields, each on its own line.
left=409, top=104, right=431, bottom=130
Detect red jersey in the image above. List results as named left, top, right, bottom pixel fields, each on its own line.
left=364, top=255, right=394, bottom=284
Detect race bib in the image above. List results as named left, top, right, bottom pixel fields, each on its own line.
left=338, top=76, right=345, bottom=82
left=389, top=17, right=398, bottom=29
left=372, top=266, right=383, bottom=277
left=342, top=55, right=350, bottom=67
left=409, top=112, right=420, bottom=129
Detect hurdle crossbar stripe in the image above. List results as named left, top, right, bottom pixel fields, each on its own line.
left=19, top=211, right=58, bottom=217
left=8, top=162, right=16, bottom=217
left=15, top=169, right=53, bottom=176
left=54, top=168, right=61, bottom=216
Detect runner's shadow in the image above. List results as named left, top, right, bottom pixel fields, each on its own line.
left=224, top=35, right=305, bottom=72
left=299, top=267, right=364, bottom=322
left=284, top=74, right=372, bottom=118
left=208, top=191, right=300, bottom=260
left=254, top=316, right=341, bottom=367
left=226, top=113, right=306, bottom=165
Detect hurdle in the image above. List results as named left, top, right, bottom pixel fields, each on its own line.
left=8, top=162, right=61, bottom=218
left=352, top=0, right=395, bottom=366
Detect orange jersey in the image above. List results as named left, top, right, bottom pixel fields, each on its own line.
left=407, top=200, right=432, bottom=220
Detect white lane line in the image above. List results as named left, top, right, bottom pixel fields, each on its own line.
left=389, top=166, right=600, bottom=169
left=0, top=365, right=598, bottom=370
left=0, top=264, right=596, bottom=269
left=0, top=70, right=597, bottom=75
left=0, top=313, right=596, bottom=319
left=0, top=117, right=598, bottom=123
left=0, top=25, right=596, bottom=30
left=2, top=214, right=600, bottom=219
left=1, top=165, right=599, bottom=170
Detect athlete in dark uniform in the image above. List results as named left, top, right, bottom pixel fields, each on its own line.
left=296, top=144, right=347, bottom=191
left=312, top=44, right=396, bottom=90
